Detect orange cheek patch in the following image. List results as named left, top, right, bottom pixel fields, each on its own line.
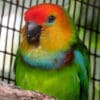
left=40, top=21, right=74, bottom=52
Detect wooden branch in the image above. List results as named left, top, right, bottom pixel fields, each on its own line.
left=0, top=82, right=56, bottom=100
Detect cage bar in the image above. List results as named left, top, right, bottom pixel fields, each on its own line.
left=0, top=0, right=100, bottom=100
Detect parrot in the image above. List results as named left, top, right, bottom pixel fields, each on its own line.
left=15, top=3, right=91, bottom=100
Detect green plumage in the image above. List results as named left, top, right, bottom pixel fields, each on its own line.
left=15, top=42, right=90, bottom=100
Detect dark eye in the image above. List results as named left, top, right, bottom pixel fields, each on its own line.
left=47, top=15, right=56, bottom=24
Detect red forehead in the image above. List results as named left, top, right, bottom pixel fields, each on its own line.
left=25, top=3, right=63, bottom=24
left=25, top=8, right=48, bottom=24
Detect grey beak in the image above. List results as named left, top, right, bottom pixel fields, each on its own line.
left=27, top=21, right=42, bottom=44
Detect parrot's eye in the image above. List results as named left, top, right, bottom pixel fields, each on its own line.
left=46, top=15, right=56, bottom=25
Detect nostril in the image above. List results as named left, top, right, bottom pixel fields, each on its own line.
left=38, top=25, right=42, bottom=30
left=40, top=25, right=45, bottom=31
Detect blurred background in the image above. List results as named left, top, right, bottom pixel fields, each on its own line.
left=0, top=0, right=100, bottom=100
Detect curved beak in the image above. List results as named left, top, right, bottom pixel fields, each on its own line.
left=27, top=21, right=42, bottom=45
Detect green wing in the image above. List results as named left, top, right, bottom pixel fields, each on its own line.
left=74, top=40, right=91, bottom=100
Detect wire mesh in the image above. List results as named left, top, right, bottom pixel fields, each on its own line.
left=0, top=0, right=100, bottom=100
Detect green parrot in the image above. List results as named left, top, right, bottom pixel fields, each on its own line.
left=15, top=3, right=91, bottom=100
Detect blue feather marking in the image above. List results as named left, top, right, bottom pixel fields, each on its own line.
left=74, top=49, right=89, bottom=100
left=74, top=50, right=86, bottom=72
left=74, top=50, right=88, bottom=83
left=74, top=50, right=88, bottom=89
left=23, top=51, right=66, bottom=69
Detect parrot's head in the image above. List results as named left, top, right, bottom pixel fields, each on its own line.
left=21, top=3, right=77, bottom=52
left=20, top=3, right=77, bottom=69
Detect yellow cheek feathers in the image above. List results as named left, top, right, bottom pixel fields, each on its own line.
left=41, top=28, right=74, bottom=52
left=40, top=15, right=76, bottom=52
